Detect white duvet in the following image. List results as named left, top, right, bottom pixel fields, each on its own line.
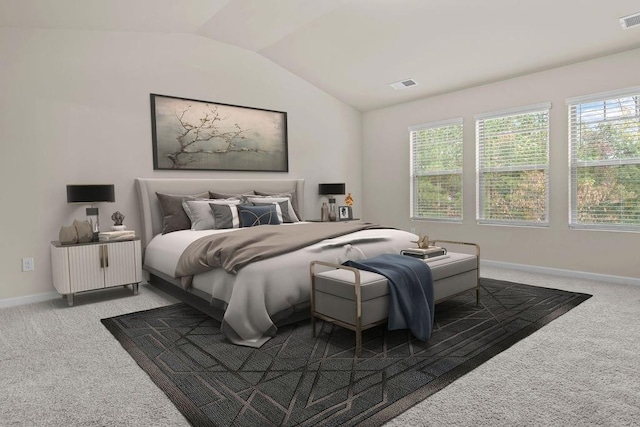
left=144, top=223, right=417, bottom=347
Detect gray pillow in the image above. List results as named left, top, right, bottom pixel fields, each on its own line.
left=183, top=198, right=241, bottom=230
left=209, top=203, right=240, bottom=229
left=182, top=199, right=216, bottom=231
left=209, top=191, right=255, bottom=204
left=156, top=192, right=209, bottom=234
left=254, top=190, right=299, bottom=217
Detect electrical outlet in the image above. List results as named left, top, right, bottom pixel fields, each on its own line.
left=22, top=257, right=35, bottom=272
left=410, top=227, right=416, bottom=234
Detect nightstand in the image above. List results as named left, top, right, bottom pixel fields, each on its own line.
left=50, top=238, right=142, bottom=306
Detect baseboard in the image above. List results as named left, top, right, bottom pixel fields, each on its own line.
left=482, top=259, right=640, bottom=287
left=1, top=263, right=637, bottom=309
left=0, top=291, right=60, bottom=308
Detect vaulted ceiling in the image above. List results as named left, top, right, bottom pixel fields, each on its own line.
left=2, top=0, right=640, bottom=111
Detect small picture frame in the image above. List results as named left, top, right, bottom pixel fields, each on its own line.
left=338, top=206, right=353, bottom=220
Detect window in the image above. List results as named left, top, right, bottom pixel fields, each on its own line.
left=410, top=118, right=463, bottom=221
left=568, top=88, right=640, bottom=231
left=475, top=103, right=550, bottom=225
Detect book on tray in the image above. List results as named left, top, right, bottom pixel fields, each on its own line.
left=400, top=246, right=447, bottom=259
left=98, top=230, right=136, bottom=241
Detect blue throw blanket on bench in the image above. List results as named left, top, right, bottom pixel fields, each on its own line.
left=343, top=253, right=435, bottom=341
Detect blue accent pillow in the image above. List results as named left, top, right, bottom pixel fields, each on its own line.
left=237, top=204, right=281, bottom=227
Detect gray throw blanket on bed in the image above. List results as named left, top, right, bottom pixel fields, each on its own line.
left=175, top=222, right=387, bottom=289
left=343, top=253, right=434, bottom=341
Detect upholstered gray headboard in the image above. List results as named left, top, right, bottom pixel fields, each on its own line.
left=135, top=178, right=305, bottom=249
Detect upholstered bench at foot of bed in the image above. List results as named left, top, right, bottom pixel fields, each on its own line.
left=310, top=243, right=479, bottom=356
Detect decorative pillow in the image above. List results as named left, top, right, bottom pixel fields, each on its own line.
left=182, top=199, right=217, bottom=231
left=238, top=204, right=282, bottom=227
left=209, top=191, right=255, bottom=204
left=156, top=192, right=209, bottom=234
left=246, top=197, right=296, bottom=223
left=254, top=190, right=299, bottom=217
left=247, top=195, right=300, bottom=222
left=209, top=203, right=241, bottom=229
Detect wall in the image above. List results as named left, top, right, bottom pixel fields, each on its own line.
left=362, top=48, right=640, bottom=280
left=0, top=28, right=362, bottom=300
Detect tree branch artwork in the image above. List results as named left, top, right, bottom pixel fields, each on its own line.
left=165, top=103, right=258, bottom=169
left=151, top=94, right=288, bottom=172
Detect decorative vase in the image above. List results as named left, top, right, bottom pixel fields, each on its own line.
left=73, top=219, right=93, bottom=243
left=321, top=203, right=329, bottom=222
left=59, top=224, right=78, bottom=245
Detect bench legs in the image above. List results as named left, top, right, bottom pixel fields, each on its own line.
left=355, top=329, right=362, bottom=357
left=433, top=239, right=481, bottom=307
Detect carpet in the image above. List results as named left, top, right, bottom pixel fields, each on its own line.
left=101, top=278, right=591, bottom=427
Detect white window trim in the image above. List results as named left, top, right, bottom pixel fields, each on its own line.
left=409, top=117, right=463, bottom=132
left=476, top=103, right=551, bottom=227
left=568, top=88, right=640, bottom=231
left=410, top=118, right=464, bottom=222
left=566, top=86, right=640, bottom=105
left=474, top=102, right=552, bottom=121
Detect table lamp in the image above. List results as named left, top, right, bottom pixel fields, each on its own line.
left=318, top=183, right=345, bottom=221
left=66, top=184, right=115, bottom=241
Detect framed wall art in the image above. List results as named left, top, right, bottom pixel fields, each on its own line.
left=150, top=94, right=288, bottom=171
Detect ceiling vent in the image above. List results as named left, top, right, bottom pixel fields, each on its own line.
left=390, top=78, right=418, bottom=90
left=620, top=12, right=640, bottom=29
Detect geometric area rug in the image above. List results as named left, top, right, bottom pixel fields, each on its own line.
left=101, top=278, right=591, bottom=427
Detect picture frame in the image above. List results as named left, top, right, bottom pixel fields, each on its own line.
left=150, top=94, right=288, bottom=171
left=338, top=205, right=353, bottom=220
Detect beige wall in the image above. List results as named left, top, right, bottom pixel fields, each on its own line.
left=2, top=29, right=637, bottom=303
left=0, top=28, right=362, bottom=300
left=362, top=48, right=640, bottom=280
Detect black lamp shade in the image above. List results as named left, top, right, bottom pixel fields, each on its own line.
left=66, top=185, right=115, bottom=203
left=318, top=183, right=345, bottom=195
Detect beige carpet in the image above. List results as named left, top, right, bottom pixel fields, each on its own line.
left=0, top=266, right=639, bottom=426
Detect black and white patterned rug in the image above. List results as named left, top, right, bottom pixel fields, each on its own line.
left=102, top=278, right=591, bottom=426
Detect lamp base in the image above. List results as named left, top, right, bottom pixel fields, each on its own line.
left=328, top=197, right=337, bottom=221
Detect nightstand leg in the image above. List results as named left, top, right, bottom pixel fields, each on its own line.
left=66, top=294, right=74, bottom=307
left=133, top=283, right=139, bottom=295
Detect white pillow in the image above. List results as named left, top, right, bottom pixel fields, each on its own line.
left=246, top=196, right=299, bottom=223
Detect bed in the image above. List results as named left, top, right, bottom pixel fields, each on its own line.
left=136, top=178, right=418, bottom=347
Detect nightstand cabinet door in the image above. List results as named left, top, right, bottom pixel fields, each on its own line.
left=67, top=244, right=105, bottom=292
left=102, top=240, right=142, bottom=287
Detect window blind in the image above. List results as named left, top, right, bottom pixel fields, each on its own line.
left=476, top=104, right=550, bottom=225
left=410, top=118, right=463, bottom=221
left=568, top=89, right=640, bottom=230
